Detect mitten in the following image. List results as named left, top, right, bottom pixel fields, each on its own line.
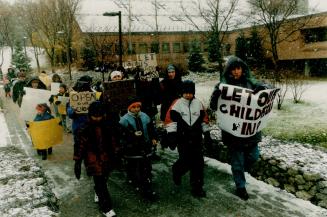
left=166, top=132, right=177, bottom=150
left=74, top=160, right=82, bottom=180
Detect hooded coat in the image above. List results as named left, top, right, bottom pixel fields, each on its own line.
left=209, top=56, right=264, bottom=146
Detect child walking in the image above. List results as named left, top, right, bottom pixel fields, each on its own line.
left=165, top=80, right=210, bottom=198
left=74, top=101, right=118, bottom=217
left=33, top=103, right=54, bottom=160
left=119, top=100, right=158, bottom=201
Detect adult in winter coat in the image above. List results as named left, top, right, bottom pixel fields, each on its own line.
left=12, top=71, right=27, bottom=107
left=209, top=56, right=271, bottom=200
left=74, top=101, right=118, bottom=217
left=159, top=64, right=182, bottom=121
left=67, top=75, right=93, bottom=145
left=165, top=80, right=210, bottom=198
left=119, top=100, right=158, bottom=201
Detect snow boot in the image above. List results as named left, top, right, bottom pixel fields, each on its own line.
left=236, top=187, right=249, bottom=201
left=103, top=209, right=117, bottom=217
left=42, top=150, right=47, bottom=160
left=191, top=187, right=206, bottom=198
left=48, top=147, right=53, bottom=155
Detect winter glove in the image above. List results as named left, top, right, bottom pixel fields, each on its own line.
left=166, top=132, right=178, bottom=150
left=74, top=160, right=82, bottom=180
left=253, top=83, right=272, bottom=94
left=203, top=131, right=213, bottom=146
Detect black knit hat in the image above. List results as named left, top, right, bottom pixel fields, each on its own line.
left=88, top=101, right=105, bottom=117
left=181, top=80, right=195, bottom=94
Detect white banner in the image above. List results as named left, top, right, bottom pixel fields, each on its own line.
left=216, top=84, right=279, bottom=137
left=50, top=82, right=61, bottom=95
left=20, top=87, right=52, bottom=121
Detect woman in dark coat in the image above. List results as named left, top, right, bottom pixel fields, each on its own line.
left=159, top=64, right=182, bottom=121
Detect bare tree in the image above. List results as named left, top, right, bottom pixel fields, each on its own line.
left=57, top=0, right=82, bottom=80
left=180, top=0, right=239, bottom=73
left=247, top=0, right=314, bottom=68
left=0, top=1, right=16, bottom=57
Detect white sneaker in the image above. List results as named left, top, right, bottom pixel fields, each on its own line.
left=103, top=209, right=116, bottom=217
left=94, top=193, right=99, bottom=203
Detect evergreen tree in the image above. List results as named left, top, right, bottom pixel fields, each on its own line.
left=207, top=32, right=221, bottom=63
left=81, top=40, right=97, bottom=70
left=188, top=40, right=205, bottom=72
left=235, top=31, right=249, bottom=61
left=11, top=40, right=31, bottom=72
left=248, top=27, right=265, bottom=68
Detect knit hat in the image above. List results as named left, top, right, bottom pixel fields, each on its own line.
left=88, top=101, right=105, bottom=117
left=128, top=101, right=142, bottom=111
left=59, top=83, right=67, bottom=91
left=110, top=71, right=122, bottom=80
left=181, top=80, right=195, bottom=94
left=167, top=64, right=175, bottom=72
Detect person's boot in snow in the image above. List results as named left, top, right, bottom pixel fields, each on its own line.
left=191, top=187, right=206, bottom=198
left=48, top=147, right=52, bottom=155
left=236, top=187, right=249, bottom=200
left=172, top=167, right=181, bottom=186
left=41, top=150, right=47, bottom=160
left=103, top=209, right=116, bottom=217
left=37, top=149, right=42, bottom=156
left=94, top=192, right=99, bottom=203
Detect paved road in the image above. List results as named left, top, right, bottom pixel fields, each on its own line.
left=1, top=90, right=327, bottom=217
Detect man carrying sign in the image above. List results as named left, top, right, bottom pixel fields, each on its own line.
left=210, top=56, right=275, bottom=201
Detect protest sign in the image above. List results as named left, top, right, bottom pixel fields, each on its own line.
left=20, top=87, right=52, bottom=121
left=102, top=79, right=137, bottom=112
left=216, top=84, right=279, bottom=137
left=69, top=91, right=96, bottom=114
left=57, top=96, right=69, bottom=115
left=136, top=53, right=157, bottom=73
left=50, top=82, right=60, bottom=95
left=28, top=118, right=63, bottom=149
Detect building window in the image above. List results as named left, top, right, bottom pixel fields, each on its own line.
left=139, top=43, right=148, bottom=53
left=151, top=42, right=159, bottom=53
left=183, top=42, right=190, bottom=53
left=161, top=42, right=170, bottom=54
left=173, top=42, right=181, bottom=53
left=127, top=43, right=136, bottom=54
left=302, top=27, right=327, bottom=43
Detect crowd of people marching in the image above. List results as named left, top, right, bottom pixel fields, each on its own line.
left=1, top=56, right=272, bottom=217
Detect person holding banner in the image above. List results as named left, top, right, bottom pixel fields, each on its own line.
left=209, top=56, right=272, bottom=200
left=74, top=101, right=118, bottom=217
left=67, top=75, right=94, bottom=146
left=33, top=103, right=55, bottom=160
left=52, top=83, right=70, bottom=132
left=165, top=80, right=210, bottom=198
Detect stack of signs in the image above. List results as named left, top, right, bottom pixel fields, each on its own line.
left=102, top=79, right=137, bottom=113
left=69, top=91, right=96, bottom=113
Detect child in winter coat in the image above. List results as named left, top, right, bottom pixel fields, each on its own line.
left=50, top=83, right=70, bottom=132
left=33, top=103, right=54, bottom=160
left=119, top=100, right=158, bottom=201
left=74, top=101, right=118, bottom=217
left=165, top=80, right=210, bottom=198
left=209, top=56, right=271, bottom=200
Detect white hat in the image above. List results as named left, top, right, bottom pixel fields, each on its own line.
left=110, top=71, right=122, bottom=80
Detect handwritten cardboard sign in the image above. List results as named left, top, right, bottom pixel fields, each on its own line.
left=102, top=79, right=137, bottom=113
left=69, top=91, right=96, bottom=114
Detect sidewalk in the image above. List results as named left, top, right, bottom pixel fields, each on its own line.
left=1, top=88, right=327, bottom=217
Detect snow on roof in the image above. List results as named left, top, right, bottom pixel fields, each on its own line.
left=77, top=0, right=244, bottom=33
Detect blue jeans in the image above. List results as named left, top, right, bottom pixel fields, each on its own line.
left=228, top=144, right=259, bottom=188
